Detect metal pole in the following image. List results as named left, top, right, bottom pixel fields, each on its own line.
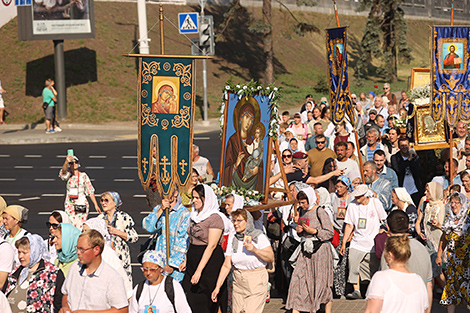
left=54, top=40, right=66, bottom=120
left=200, top=3, right=208, bottom=122
left=137, top=0, right=149, bottom=54
left=159, top=5, right=164, bottom=54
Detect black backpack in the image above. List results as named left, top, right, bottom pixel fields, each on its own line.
left=136, top=276, right=176, bottom=312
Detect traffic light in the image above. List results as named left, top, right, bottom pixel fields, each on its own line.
left=198, top=16, right=215, bottom=56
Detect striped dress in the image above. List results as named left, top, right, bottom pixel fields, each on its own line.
left=286, top=206, right=334, bottom=313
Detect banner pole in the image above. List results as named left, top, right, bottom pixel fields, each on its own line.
left=160, top=5, right=165, bottom=54
left=451, top=0, right=454, bottom=26
left=450, top=129, right=454, bottom=185
left=333, top=0, right=340, bottom=27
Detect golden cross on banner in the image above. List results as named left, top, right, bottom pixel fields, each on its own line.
left=160, top=155, right=171, bottom=184
left=179, top=159, right=188, bottom=175
left=142, top=158, right=149, bottom=174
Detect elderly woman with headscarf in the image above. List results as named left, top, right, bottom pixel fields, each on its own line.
left=329, top=176, right=354, bottom=297
left=182, top=184, right=229, bottom=313
left=286, top=187, right=335, bottom=313
left=436, top=192, right=470, bottom=312
left=44, top=210, right=71, bottom=264
left=5, top=234, right=65, bottom=313
left=97, top=190, right=138, bottom=284
left=52, top=223, right=80, bottom=277
left=59, top=155, right=100, bottom=229
left=129, top=250, right=191, bottom=313
left=83, top=218, right=133, bottom=299
left=416, top=181, right=446, bottom=280
left=3, top=205, right=29, bottom=267
left=391, top=187, right=418, bottom=237
left=211, top=209, right=274, bottom=313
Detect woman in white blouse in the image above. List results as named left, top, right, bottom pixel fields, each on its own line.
left=211, top=209, right=274, bottom=313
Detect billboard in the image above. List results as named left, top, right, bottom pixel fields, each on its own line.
left=17, top=0, right=95, bottom=40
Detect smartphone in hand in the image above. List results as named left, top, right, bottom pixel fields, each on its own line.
left=67, top=149, right=74, bottom=157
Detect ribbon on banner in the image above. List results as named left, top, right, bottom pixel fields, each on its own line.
left=326, top=26, right=355, bottom=125
left=431, top=26, right=470, bottom=127
left=137, top=57, right=195, bottom=197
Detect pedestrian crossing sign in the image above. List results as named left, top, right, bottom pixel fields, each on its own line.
left=178, top=13, right=199, bottom=34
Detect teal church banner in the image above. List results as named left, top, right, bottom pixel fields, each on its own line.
left=137, top=56, right=196, bottom=197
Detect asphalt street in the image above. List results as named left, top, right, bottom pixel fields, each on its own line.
left=0, top=131, right=221, bottom=284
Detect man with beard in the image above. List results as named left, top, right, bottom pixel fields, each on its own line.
left=335, top=141, right=360, bottom=181
left=363, top=161, right=392, bottom=211
left=360, top=128, right=389, bottom=162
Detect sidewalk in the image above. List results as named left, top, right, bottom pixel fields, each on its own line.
left=0, top=119, right=220, bottom=145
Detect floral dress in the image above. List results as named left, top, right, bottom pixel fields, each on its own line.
left=59, top=170, right=95, bottom=229
left=98, top=210, right=138, bottom=284
left=440, top=210, right=470, bottom=306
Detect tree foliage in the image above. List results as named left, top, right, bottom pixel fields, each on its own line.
left=355, top=0, right=412, bottom=83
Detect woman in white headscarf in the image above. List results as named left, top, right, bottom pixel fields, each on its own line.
left=286, top=187, right=335, bottom=313
left=4, top=234, right=65, bottom=313
left=391, top=187, right=418, bottom=237
left=182, top=184, right=227, bottom=313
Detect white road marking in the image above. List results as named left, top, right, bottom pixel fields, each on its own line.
left=1, top=193, right=21, bottom=196
left=89, top=155, right=107, bottom=159
left=25, top=155, right=42, bottom=158
left=85, top=166, right=104, bottom=169
left=90, top=179, right=95, bottom=182
left=41, top=194, right=65, bottom=197
left=133, top=195, right=146, bottom=198
left=194, top=136, right=210, bottom=140
left=0, top=155, right=10, bottom=157
left=137, top=234, right=152, bottom=237
left=38, top=212, right=51, bottom=215
left=122, top=156, right=137, bottom=159
left=114, top=179, right=135, bottom=182
left=15, top=166, right=33, bottom=169
left=140, top=211, right=151, bottom=214
left=19, top=197, right=41, bottom=201
left=35, top=178, right=56, bottom=182
left=56, top=155, right=66, bottom=158
left=49, top=166, right=62, bottom=169
left=122, top=167, right=138, bottom=170
left=0, top=178, right=16, bottom=181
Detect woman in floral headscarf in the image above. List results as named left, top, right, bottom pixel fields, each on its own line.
left=5, top=234, right=65, bottom=313
left=97, top=191, right=138, bottom=285
left=437, top=192, right=470, bottom=312
left=329, top=176, right=354, bottom=297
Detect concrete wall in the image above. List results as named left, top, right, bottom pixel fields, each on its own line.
left=0, top=4, right=17, bottom=28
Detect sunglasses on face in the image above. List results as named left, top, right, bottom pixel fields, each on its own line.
left=100, top=198, right=109, bottom=203
left=46, top=222, right=59, bottom=229
left=316, top=141, right=326, bottom=144
left=282, top=154, right=292, bottom=159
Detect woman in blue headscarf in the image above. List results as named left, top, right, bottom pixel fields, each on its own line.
left=97, top=191, right=138, bottom=285
left=329, top=176, right=354, bottom=297
left=5, top=234, right=65, bottom=313
left=53, top=223, right=81, bottom=277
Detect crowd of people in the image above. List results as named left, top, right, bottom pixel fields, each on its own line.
left=1, top=83, right=470, bottom=313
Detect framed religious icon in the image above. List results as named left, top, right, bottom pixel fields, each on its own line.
left=410, top=68, right=430, bottom=89
left=413, top=104, right=446, bottom=146
left=219, top=93, right=272, bottom=201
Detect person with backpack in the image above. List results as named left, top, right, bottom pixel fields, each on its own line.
left=129, top=250, right=191, bottom=313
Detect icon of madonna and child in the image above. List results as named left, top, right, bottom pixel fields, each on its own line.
left=222, top=96, right=268, bottom=192
left=152, top=80, right=179, bottom=114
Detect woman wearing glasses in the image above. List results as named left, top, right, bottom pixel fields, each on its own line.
left=97, top=191, right=138, bottom=285
left=59, top=155, right=100, bottom=230
left=44, top=210, right=71, bottom=263
left=211, top=209, right=274, bottom=313
left=129, top=250, right=191, bottom=313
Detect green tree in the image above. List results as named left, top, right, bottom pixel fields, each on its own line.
left=355, top=0, right=412, bottom=83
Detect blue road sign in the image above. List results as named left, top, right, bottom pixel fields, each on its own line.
left=15, top=0, right=31, bottom=6
left=178, top=13, right=199, bottom=34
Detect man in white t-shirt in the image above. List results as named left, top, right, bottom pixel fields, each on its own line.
left=0, top=80, right=6, bottom=125
left=335, top=141, right=360, bottom=181
left=192, top=144, right=215, bottom=183
left=0, top=238, right=15, bottom=290
left=340, top=185, right=387, bottom=300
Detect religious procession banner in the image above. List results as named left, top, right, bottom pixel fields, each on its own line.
left=326, top=26, right=356, bottom=125
left=431, top=26, right=470, bottom=127
left=137, top=56, right=195, bottom=197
